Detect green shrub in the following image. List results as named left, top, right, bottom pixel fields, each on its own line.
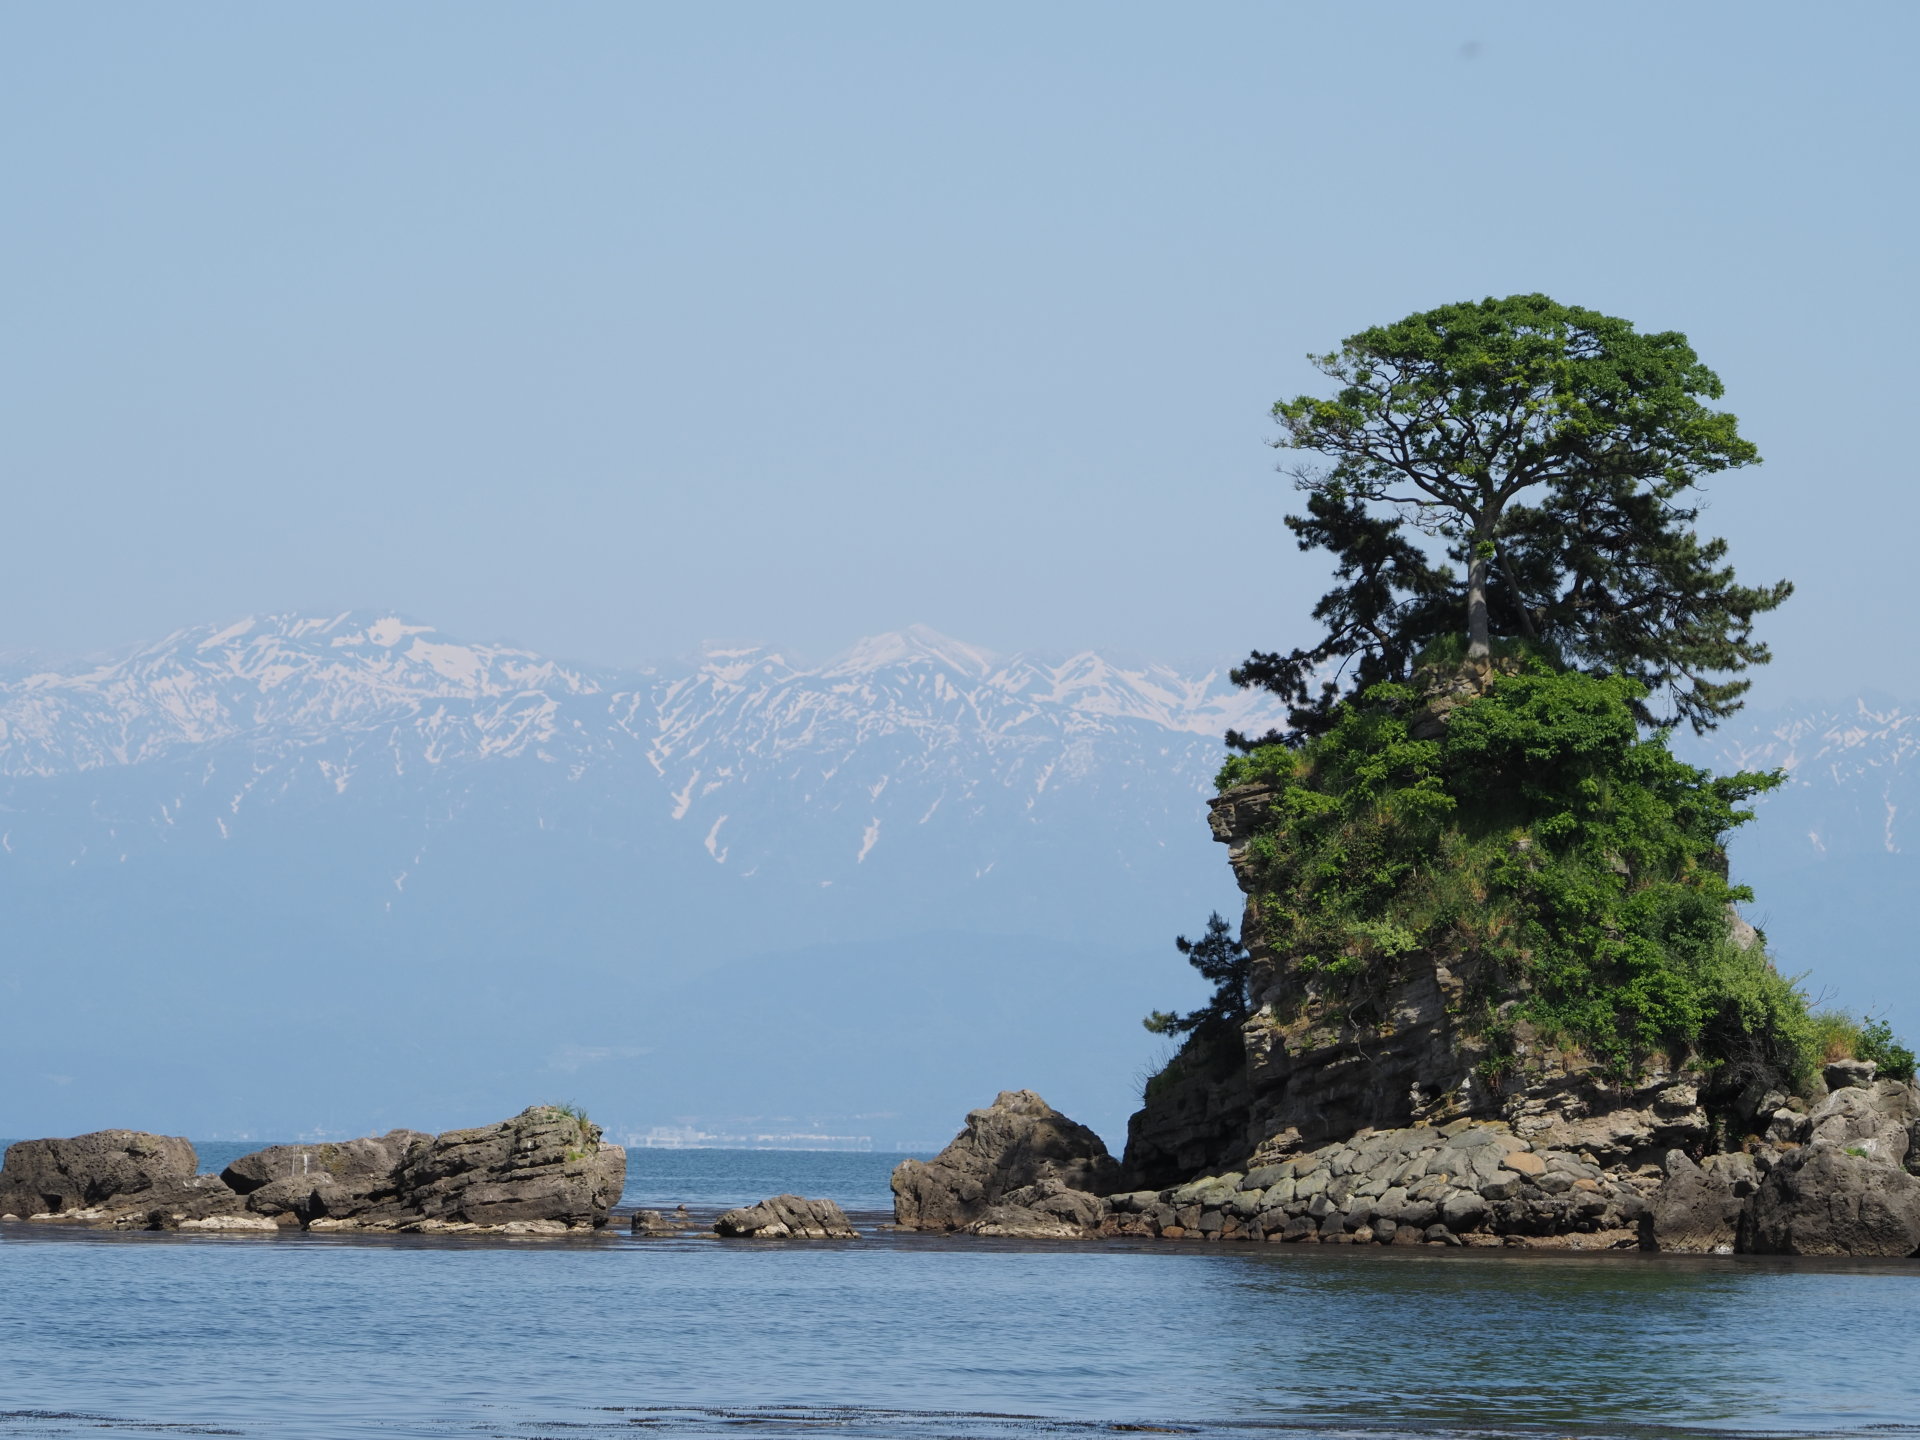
left=1808, top=1011, right=1863, bottom=1065
left=1217, top=663, right=1813, bottom=1085
left=1856, top=1018, right=1918, bottom=1082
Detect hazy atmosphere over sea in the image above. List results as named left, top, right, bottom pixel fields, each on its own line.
left=4, top=7, right=1920, bottom=1437
left=3, top=0, right=1916, bottom=1144
left=2, top=3, right=1912, bottom=696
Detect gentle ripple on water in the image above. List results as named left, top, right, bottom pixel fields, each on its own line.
left=1, top=1149, right=1916, bottom=1439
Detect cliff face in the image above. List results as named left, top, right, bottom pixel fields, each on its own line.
left=1123, top=779, right=1713, bottom=1189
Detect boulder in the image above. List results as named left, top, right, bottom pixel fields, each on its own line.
left=135, top=1175, right=259, bottom=1229
left=222, top=1131, right=429, bottom=1224
left=0, top=1131, right=198, bottom=1218
left=1824, top=1059, right=1878, bottom=1093
left=891, top=1090, right=1119, bottom=1232
left=1743, top=1143, right=1920, bottom=1257
left=379, top=1106, right=626, bottom=1230
left=1649, top=1150, right=1758, bottom=1252
left=714, top=1194, right=857, bottom=1239
left=1806, top=1081, right=1917, bottom=1168
left=959, top=1177, right=1107, bottom=1238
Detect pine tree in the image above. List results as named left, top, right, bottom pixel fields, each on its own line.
left=1229, top=294, right=1791, bottom=746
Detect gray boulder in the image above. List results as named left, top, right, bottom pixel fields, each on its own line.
left=1807, top=1081, right=1917, bottom=1168
left=715, top=1194, right=857, bottom=1239
left=891, top=1090, right=1119, bottom=1232
left=0, top=1131, right=198, bottom=1218
left=1744, top=1144, right=1920, bottom=1257
left=1649, top=1150, right=1759, bottom=1252
left=961, top=1177, right=1108, bottom=1238
left=133, top=1174, right=258, bottom=1230
left=630, top=1208, right=698, bottom=1236
left=1824, top=1059, right=1878, bottom=1093
left=223, top=1130, right=429, bottom=1224
left=372, top=1106, right=626, bottom=1231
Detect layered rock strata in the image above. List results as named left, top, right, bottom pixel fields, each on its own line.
left=906, top=1076, right=1920, bottom=1255
left=714, top=1195, right=858, bottom=1239
left=0, top=1106, right=626, bottom=1235
left=891, top=1089, right=1119, bottom=1238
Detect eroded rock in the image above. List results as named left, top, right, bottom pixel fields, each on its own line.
left=892, top=1090, right=1118, bottom=1233
left=224, top=1130, right=430, bottom=1225
left=369, top=1106, right=626, bottom=1231
left=0, top=1131, right=198, bottom=1220
left=714, top=1194, right=857, bottom=1239
left=1649, top=1150, right=1758, bottom=1253
left=1743, top=1143, right=1920, bottom=1257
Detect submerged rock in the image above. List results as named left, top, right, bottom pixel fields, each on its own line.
left=630, top=1209, right=699, bottom=1237
left=891, top=1090, right=1118, bottom=1235
left=714, top=1195, right=857, bottom=1239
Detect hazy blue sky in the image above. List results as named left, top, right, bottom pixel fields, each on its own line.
left=4, top=3, right=1914, bottom=700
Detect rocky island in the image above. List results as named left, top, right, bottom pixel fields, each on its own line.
left=0, top=1105, right=626, bottom=1234
left=889, top=297, right=1920, bottom=1260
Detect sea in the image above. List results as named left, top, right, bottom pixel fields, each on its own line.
left=2, top=1145, right=1918, bottom=1440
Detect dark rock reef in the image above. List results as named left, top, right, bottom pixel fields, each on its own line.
left=0, top=1106, right=626, bottom=1235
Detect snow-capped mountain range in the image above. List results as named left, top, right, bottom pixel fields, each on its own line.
left=1, top=613, right=1911, bottom=1147
left=0, top=613, right=1282, bottom=1146
left=0, top=613, right=1277, bottom=879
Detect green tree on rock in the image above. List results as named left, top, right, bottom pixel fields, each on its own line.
left=1142, top=912, right=1250, bottom=1039
left=1231, top=294, right=1791, bottom=745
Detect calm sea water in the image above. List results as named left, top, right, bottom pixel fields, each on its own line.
left=2, top=1146, right=1918, bottom=1440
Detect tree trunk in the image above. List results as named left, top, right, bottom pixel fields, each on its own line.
left=1466, top=537, right=1492, bottom=665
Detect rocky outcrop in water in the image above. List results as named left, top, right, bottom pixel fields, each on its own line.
left=891, top=1090, right=1118, bottom=1236
left=630, top=1208, right=698, bottom=1236
left=714, top=1194, right=858, bottom=1239
left=222, top=1130, right=429, bottom=1226
left=362, top=1108, right=625, bottom=1233
left=1648, top=1151, right=1759, bottom=1252
left=1124, top=780, right=1722, bottom=1189
left=0, top=1130, right=200, bottom=1221
left=1731, top=1074, right=1920, bottom=1256
left=1742, top=1142, right=1920, bottom=1256
left=1115, top=1066, right=1920, bottom=1254
left=0, top=1106, right=626, bottom=1235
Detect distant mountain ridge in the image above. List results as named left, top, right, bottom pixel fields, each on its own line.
left=0, top=614, right=1911, bottom=1147
left=0, top=613, right=1281, bottom=1145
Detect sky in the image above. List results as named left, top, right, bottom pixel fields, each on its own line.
left=3, top=2, right=1915, bottom=703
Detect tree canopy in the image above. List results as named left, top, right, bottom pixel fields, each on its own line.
left=1230, top=295, right=1791, bottom=745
